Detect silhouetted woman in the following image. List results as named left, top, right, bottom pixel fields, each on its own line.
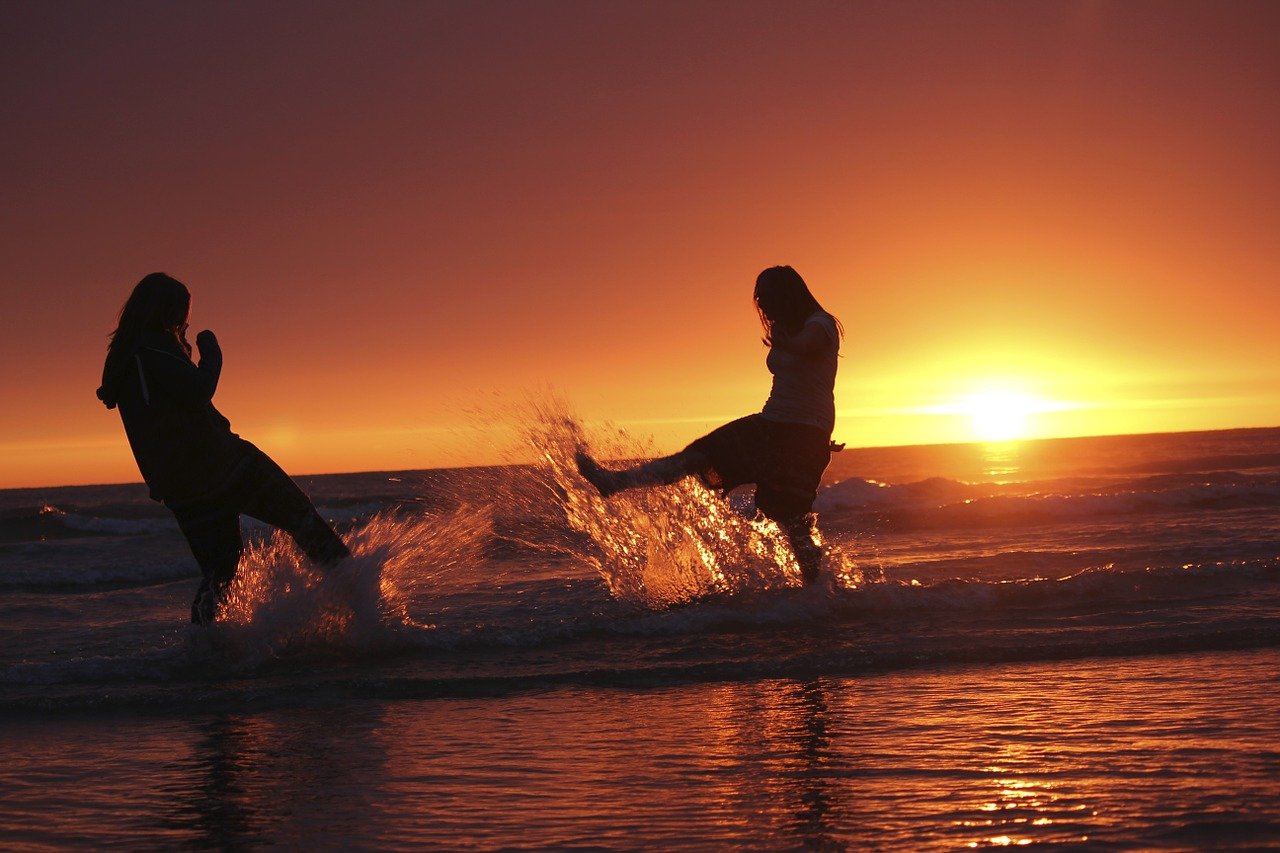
left=97, top=273, right=349, bottom=623
left=576, top=265, right=842, bottom=582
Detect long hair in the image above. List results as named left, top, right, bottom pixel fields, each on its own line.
left=97, top=273, right=191, bottom=408
left=107, top=272, right=192, bottom=359
left=753, top=265, right=843, bottom=346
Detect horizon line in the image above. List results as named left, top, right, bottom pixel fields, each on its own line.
left=6, top=422, right=1277, bottom=494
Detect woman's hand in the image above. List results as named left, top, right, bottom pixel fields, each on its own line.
left=195, top=330, right=221, bottom=365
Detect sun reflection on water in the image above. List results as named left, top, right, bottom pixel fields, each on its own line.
left=948, top=756, right=1100, bottom=848
left=980, top=441, right=1022, bottom=483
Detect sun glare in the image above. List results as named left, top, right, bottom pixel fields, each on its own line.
left=962, top=391, right=1037, bottom=443
left=907, top=382, right=1087, bottom=446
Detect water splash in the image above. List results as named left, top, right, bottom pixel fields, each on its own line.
left=209, top=507, right=489, bottom=663
left=522, top=398, right=866, bottom=608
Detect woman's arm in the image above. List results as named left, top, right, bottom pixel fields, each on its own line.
left=137, top=331, right=222, bottom=405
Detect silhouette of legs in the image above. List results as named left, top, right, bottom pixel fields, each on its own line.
left=177, top=508, right=241, bottom=624
left=782, top=514, right=823, bottom=584
left=576, top=441, right=826, bottom=584
left=575, top=449, right=708, bottom=497
left=239, top=454, right=349, bottom=567
left=173, top=448, right=349, bottom=624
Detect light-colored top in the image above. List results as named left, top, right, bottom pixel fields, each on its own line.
left=760, top=311, right=839, bottom=433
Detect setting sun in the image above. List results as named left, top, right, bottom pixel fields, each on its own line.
left=961, top=391, right=1037, bottom=443
left=907, top=383, right=1086, bottom=445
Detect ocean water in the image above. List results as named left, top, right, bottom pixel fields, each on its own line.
left=3, top=417, right=1279, bottom=849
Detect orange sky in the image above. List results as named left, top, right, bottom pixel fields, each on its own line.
left=2, top=1, right=1278, bottom=489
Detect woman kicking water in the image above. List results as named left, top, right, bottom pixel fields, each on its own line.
left=576, top=265, right=842, bottom=583
left=96, top=272, right=349, bottom=624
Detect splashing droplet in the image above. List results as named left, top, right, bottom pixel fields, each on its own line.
left=210, top=507, right=490, bottom=663
left=520, top=398, right=863, bottom=608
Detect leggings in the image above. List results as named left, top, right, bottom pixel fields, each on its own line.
left=169, top=449, right=349, bottom=623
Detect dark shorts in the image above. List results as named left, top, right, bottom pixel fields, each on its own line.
left=684, top=414, right=831, bottom=522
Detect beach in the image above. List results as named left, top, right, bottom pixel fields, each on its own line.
left=3, top=424, right=1279, bottom=848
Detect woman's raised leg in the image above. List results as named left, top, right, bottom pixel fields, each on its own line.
left=575, top=449, right=708, bottom=498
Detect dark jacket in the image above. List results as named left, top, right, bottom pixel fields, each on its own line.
left=97, top=331, right=252, bottom=503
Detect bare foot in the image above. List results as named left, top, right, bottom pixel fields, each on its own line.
left=575, top=451, right=619, bottom=497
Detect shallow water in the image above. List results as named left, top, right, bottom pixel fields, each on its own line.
left=3, top=423, right=1280, bottom=847
left=4, top=648, right=1278, bottom=850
